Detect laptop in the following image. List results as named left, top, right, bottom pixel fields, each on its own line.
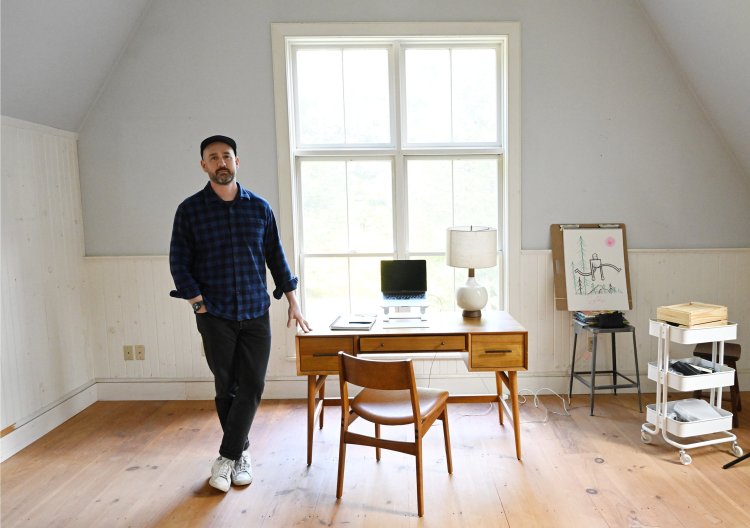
left=380, top=259, right=429, bottom=308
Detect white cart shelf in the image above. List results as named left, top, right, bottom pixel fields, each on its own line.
left=641, top=320, right=743, bottom=465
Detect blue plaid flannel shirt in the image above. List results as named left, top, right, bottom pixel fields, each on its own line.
left=169, top=182, right=298, bottom=321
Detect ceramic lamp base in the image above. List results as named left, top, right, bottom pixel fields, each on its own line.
left=456, top=276, right=488, bottom=318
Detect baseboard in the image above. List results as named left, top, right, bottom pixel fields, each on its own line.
left=92, top=372, right=678, bottom=401
left=1, top=383, right=97, bottom=462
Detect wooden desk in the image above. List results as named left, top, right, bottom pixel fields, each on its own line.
left=296, top=310, right=528, bottom=465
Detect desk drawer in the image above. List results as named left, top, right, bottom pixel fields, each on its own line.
left=470, top=334, right=527, bottom=370
left=297, top=337, right=354, bottom=374
left=359, top=335, right=466, bottom=353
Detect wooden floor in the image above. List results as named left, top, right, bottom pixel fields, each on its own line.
left=2, top=394, right=749, bottom=527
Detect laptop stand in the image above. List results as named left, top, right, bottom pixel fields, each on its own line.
left=381, top=306, right=429, bottom=328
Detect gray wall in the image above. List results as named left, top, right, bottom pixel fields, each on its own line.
left=77, top=0, right=750, bottom=255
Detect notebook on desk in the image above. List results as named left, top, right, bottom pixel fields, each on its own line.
left=380, top=259, right=429, bottom=307
left=330, top=314, right=377, bottom=331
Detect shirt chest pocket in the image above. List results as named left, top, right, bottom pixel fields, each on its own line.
left=230, top=212, right=265, bottom=249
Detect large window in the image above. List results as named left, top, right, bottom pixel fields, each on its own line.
left=272, top=23, right=521, bottom=320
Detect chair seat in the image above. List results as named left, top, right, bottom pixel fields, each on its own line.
left=693, top=341, right=741, bottom=362
left=352, top=387, right=449, bottom=426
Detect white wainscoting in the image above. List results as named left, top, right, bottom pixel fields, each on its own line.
left=1, top=118, right=93, bottom=461
left=84, top=249, right=749, bottom=399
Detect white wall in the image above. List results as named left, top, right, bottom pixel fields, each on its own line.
left=1, top=118, right=94, bottom=436
left=76, top=0, right=750, bottom=256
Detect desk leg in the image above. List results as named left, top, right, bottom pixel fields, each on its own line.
left=306, top=374, right=327, bottom=466
left=318, top=378, right=326, bottom=430
left=307, top=376, right=315, bottom=466
left=495, top=370, right=504, bottom=425
left=497, top=371, right=522, bottom=460
left=508, top=371, right=521, bottom=460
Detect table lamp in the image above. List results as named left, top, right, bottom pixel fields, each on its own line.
left=446, top=226, right=498, bottom=318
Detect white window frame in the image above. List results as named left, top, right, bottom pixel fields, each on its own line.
left=271, top=22, right=522, bottom=317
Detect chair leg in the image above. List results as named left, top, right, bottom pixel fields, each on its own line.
left=375, top=423, right=381, bottom=461
left=631, top=328, right=643, bottom=413
left=728, top=361, right=740, bottom=427
left=415, top=437, right=424, bottom=517
left=441, top=409, right=453, bottom=474
left=730, top=361, right=741, bottom=412
left=336, top=431, right=347, bottom=499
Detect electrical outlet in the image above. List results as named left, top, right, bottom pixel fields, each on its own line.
left=134, top=345, right=145, bottom=360
left=123, top=345, right=135, bottom=361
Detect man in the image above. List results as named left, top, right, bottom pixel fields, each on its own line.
left=169, top=135, right=310, bottom=492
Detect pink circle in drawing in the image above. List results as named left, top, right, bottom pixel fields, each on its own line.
left=605, top=236, right=616, bottom=247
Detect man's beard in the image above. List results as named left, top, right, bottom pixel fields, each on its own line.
left=209, top=168, right=234, bottom=185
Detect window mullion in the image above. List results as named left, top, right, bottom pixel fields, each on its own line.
left=393, top=41, right=408, bottom=259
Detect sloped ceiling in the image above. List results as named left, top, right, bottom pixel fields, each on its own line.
left=1, top=0, right=152, bottom=132
left=639, top=0, right=750, bottom=177
left=1, top=0, right=748, bottom=176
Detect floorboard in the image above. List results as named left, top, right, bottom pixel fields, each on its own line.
left=2, top=394, right=748, bottom=527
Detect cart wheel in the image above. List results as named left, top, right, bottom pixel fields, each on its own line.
left=679, top=451, right=692, bottom=465
left=640, top=431, right=651, bottom=444
left=731, top=444, right=743, bottom=457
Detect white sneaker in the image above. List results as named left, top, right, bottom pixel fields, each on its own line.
left=232, top=451, right=253, bottom=486
left=209, top=456, right=234, bottom=492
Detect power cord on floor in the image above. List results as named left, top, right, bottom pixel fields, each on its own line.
left=518, top=387, right=571, bottom=423
left=423, top=352, right=571, bottom=422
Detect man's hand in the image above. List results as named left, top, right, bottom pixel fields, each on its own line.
left=188, top=295, right=207, bottom=314
left=285, top=291, right=311, bottom=332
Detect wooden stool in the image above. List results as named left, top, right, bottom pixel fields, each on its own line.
left=692, top=342, right=741, bottom=428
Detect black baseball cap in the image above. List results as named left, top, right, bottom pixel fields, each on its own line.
left=200, top=135, right=237, bottom=157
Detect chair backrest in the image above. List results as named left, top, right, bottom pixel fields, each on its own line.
left=338, top=352, right=415, bottom=391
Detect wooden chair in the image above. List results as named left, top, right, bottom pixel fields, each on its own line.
left=336, top=352, right=453, bottom=517
left=692, top=342, right=742, bottom=427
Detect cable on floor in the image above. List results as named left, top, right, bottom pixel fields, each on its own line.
left=517, top=387, right=571, bottom=423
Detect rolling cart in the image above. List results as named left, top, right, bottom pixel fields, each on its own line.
left=641, top=320, right=743, bottom=465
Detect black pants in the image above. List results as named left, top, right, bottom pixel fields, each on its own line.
left=195, top=311, right=272, bottom=461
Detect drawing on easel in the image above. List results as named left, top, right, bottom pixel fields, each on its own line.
left=562, top=228, right=629, bottom=310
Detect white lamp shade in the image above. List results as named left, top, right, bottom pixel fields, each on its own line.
left=446, top=226, right=498, bottom=269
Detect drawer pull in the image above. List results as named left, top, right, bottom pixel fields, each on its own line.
left=485, top=349, right=513, bottom=354
left=313, top=352, right=338, bottom=357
